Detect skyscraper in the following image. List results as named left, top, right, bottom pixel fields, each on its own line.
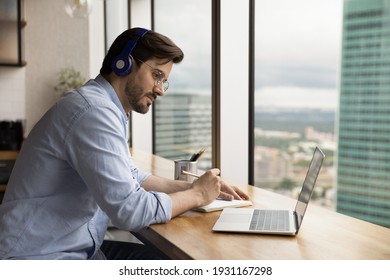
left=154, top=93, right=212, bottom=170
left=337, top=0, right=390, bottom=228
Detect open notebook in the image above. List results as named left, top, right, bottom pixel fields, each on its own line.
left=193, top=199, right=252, bottom=212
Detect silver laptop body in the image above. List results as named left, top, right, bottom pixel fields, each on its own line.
left=212, top=147, right=325, bottom=235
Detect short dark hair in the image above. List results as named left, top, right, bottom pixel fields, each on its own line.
left=100, top=27, right=184, bottom=75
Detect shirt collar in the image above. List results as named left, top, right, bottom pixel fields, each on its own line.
left=95, top=74, right=128, bottom=120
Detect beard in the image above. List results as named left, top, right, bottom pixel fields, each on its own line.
left=125, top=78, right=156, bottom=114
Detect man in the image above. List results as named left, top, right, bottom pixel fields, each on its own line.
left=0, top=28, right=249, bottom=259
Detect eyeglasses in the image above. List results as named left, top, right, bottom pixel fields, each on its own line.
left=137, top=59, right=169, bottom=92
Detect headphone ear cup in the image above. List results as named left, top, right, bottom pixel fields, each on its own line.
left=112, top=55, right=133, bottom=76
left=111, top=28, right=149, bottom=76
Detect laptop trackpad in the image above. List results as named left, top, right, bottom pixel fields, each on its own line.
left=218, top=214, right=252, bottom=223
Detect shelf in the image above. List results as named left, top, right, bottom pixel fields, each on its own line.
left=0, top=150, right=19, bottom=160
left=0, top=150, right=18, bottom=193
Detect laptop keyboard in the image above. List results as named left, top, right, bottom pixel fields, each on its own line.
left=249, top=209, right=290, bottom=231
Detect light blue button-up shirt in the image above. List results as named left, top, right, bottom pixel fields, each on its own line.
left=0, top=75, right=172, bottom=259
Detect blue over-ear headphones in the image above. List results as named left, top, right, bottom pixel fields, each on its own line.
left=111, top=28, right=150, bottom=76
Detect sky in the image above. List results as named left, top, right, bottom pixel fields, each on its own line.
left=254, top=0, right=343, bottom=110
left=154, top=0, right=343, bottom=110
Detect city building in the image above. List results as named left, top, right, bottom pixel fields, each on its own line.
left=154, top=93, right=212, bottom=170
left=336, top=0, right=390, bottom=227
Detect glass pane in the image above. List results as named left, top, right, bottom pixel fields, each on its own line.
left=337, top=0, right=390, bottom=228
left=0, top=0, right=19, bottom=64
left=254, top=0, right=342, bottom=210
left=153, top=0, right=212, bottom=170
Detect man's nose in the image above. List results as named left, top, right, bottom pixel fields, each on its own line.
left=154, top=85, right=165, bottom=96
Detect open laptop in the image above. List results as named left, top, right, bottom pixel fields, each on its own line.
left=212, top=147, right=325, bottom=235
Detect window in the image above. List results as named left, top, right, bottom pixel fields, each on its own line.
left=254, top=0, right=342, bottom=210
left=337, top=0, right=390, bottom=228
left=0, top=0, right=25, bottom=66
left=153, top=0, right=212, bottom=170
left=128, top=0, right=390, bottom=228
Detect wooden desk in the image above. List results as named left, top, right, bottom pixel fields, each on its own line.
left=130, top=149, right=390, bottom=260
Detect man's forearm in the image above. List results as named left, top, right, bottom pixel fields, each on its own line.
left=141, top=175, right=191, bottom=193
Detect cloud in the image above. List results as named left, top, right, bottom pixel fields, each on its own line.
left=255, top=0, right=343, bottom=90
left=154, top=0, right=343, bottom=104
left=256, top=66, right=340, bottom=89
left=255, top=86, right=338, bottom=110
left=154, top=0, right=211, bottom=91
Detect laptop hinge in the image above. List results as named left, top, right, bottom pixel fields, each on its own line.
left=293, top=211, right=299, bottom=233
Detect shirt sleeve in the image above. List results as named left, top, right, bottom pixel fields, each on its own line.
left=63, top=103, right=172, bottom=231
left=129, top=158, right=151, bottom=184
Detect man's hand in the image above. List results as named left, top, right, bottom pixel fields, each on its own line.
left=218, top=180, right=251, bottom=201
left=191, top=168, right=222, bottom=206
left=169, top=168, right=221, bottom=217
left=168, top=168, right=250, bottom=218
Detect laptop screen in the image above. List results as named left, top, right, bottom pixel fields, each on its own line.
left=294, top=147, right=325, bottom=229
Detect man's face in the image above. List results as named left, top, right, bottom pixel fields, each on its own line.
left=124, top=59, right=173, bottom=114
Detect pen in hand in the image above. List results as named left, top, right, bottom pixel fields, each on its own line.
left=181, top=170, right=200, bottom=178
